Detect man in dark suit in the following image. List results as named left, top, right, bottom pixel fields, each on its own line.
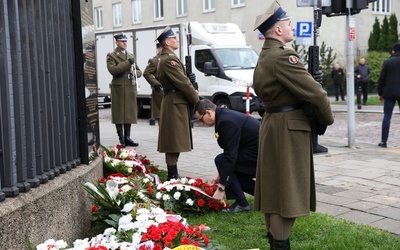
left=194, top=99, right=260, bottom=213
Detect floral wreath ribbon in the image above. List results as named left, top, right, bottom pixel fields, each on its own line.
left=166, top=183, right=227, bottom=207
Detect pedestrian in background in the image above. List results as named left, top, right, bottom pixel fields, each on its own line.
left=354, top=57, right=371, bottom=106
left=377, top=42, right=400, bottom=148
left=107, top=33, right=142, bottom=147
left=253, top=1, right=334, bottom=249
left=143, top=43, right=164, bottom=121
left=156, top=27, right=199, bottom=180
left=194, top=99, right=259, bottom=213
left=331, top=63, right=346, bottom=101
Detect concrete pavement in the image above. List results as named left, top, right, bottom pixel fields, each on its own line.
left=99, top=103, right=400, bottom=236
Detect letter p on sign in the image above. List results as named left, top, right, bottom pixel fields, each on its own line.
left=296, top=22, right=312, bottom=38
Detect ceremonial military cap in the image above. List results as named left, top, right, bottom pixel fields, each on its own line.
left=114, top=33, right=128, bottom=41
left=253, top=1, right=291, bottom=34
left=392, top=42, right=400, bottom=53
left=156, top=43, right=163, bottom=49
left=156, top=26, right=177, bottom=43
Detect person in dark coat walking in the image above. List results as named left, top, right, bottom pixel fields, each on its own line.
left=194, top=99, right=259, bottom=213
left=354, top=57, right=371, bottom=105
left=253, top=2, right=334, bottom=249
left=377, top=42, right=400, bottom=148
left=107, top=33, right=142, bottom=147
left=156, top=27, right=199, bottom=180
left=331, top=63, right=346, bottom=101
left=143, top=43, right=164, bottom=121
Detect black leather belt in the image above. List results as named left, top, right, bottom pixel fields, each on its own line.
left=113, top=74, right=132, bottom=79
left=163, top=87, right=179, bottom=95
left=265, top=104, right=304, bottom=113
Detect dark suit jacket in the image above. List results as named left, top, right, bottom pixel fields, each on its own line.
left=215, top=107, right=260, bottom=186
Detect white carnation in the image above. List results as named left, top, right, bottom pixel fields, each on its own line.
left=186, top=198, right=194, bottom=206
left=162, top=194, right=170, bottom=201
left=173, top=192, right=181, bottom=200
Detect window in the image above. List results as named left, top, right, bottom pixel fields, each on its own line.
left=177, top=0, right=187, bottom=16
left=113, top=3, right=122, bottom=27
left=372, top=0, right=391, bottom=14
left=213, top=48, right=258, bottom=69
left=132, top=0, right=142, bottom=23
left=203, top=0, right=215, bottom=12
left=195, top=50, right=216, bottom=72
left=94, top=7, right=103, bottom=29
left=154, top=0, right=164, bottom=20
left=232, top=0, right=245, bottom=8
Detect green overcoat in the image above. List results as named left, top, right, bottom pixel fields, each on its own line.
left=143, top=55, right=164, bottom=119
left=253, top=39, right=334, bottom=218
left=157, top=49, right=199, bottom=153
left=107, top=48, right=142, bottom=124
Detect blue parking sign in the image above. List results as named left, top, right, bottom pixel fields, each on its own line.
left=296, top=22, right=313, bottom=38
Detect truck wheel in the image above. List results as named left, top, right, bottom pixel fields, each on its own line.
left=215, top=97, right=232, bottom=109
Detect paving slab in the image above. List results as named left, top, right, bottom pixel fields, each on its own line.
left=98, top=105, right=400, bottom=236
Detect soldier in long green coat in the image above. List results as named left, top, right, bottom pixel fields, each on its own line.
left=143, top=43, right=164, bottom=120
left=253, top=2, right=334, bottom=249
left=156, top=27, right=199, bottom=180
left=107, top=33, right=142, bottom=147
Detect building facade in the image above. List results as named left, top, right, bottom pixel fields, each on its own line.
left=92, top=0, right=399, bottom=67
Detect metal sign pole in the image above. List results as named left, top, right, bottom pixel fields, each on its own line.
left=346, top=0, right=356, bottom=148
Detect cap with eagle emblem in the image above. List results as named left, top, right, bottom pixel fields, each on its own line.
left=114, top=33, right=128, bottom=41
left=253, top=1, right=291, bottom=34
left=155, top=26, right=177, bottom=43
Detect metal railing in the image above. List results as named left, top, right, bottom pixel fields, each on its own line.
left=0, top=0, right=90, bottom=202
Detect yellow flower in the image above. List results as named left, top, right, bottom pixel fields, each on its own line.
left=215, top=132, right=219, bottom=139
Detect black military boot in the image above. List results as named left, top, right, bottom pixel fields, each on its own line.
left=270, top=237, right=290, bottom=250
left=117, top=131, right=125, bottom=148
left=124, top=129, right=139, bottom=147
left=167, top=165, right=179, bottom=181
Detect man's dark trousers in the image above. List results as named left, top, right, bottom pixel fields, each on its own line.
left=214, top=153, right=255, bottom=201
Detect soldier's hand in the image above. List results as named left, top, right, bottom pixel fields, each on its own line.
left=188, top=73, right=196, bottom=84
left=128, top=58, right=134, bottom=64
left=154, top=83, right=162, bottom=90
left=313, top=70, right=323, bottom=84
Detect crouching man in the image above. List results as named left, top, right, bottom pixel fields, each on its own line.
left=194, top=99, right=260, bottom=213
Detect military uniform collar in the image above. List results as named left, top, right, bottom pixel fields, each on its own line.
left=114, top=47, right=128, bottom=57
left=161, top=48, right=176, bottom=56
left=262, top=38, right=285, bottom=50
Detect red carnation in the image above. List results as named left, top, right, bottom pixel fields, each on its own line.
left=91, top=205, right=98, bottom=212
left=181, top=237, right=191, bottom=245
left=85, top=246, right=108, bottom=250
left=202, top=233, right=210, bottom=245
left=150, top=228, right=162, bottom=241
left=205, top=187, right=213, bottom=195
left=147, top=184, right=153, bottom=195
left=153, top=245, right=162, bottom=250
left=197, top=199, right=205, bottom=207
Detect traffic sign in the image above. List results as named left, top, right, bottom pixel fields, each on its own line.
left=296, top=22, right=313, bottom=38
